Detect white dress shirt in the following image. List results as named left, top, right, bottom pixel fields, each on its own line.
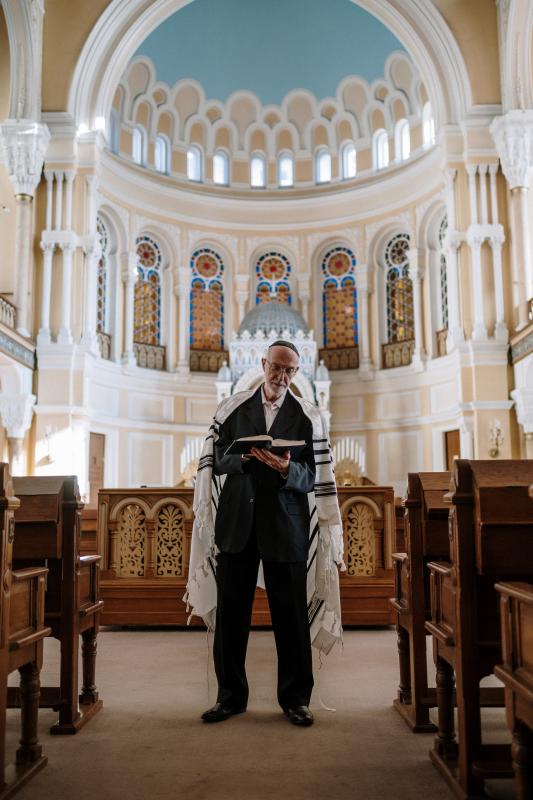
left=261, top=384, right=287, bottom=432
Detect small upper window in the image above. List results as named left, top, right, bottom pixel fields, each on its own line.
left=278, top=152, right=294, bottom=187
left=109, top=109, right=120, bottom=155
left=132, top=126, right=145, bottom=166
left=187, top=146, right=202, bottom=181
left=341, top=142, right=356, bottom=179
left=422, top=102, right=435, bottom=148
left=250, top=153, right=266, bottom=188
left=395, top=119, right=410, bottom=162
left=373, top=130, right=389, bottom=170
left=154, top=135, right=169, bottom=174
left=213, top=150, right=229, bottom=185
left=315, top=148, right=331, bottom=184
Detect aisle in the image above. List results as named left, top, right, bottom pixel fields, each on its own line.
left=8, top=628, right=512, bottom=800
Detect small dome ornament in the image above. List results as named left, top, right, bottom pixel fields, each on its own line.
left=237, top=300, right=309, bottom=338
left=315, top=358, right=329, bottom=381
left=217, top=360, right=232, bottom=382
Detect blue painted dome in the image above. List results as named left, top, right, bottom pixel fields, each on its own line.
left=238, top=301, right=309, bottom=336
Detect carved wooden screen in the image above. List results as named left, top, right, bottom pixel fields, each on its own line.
left=385, top=233, right=414, bottom=343
left=156, top=503, right=184, bottom=577
left=134, top=235, right=162, bottom=345
left=345, top=501, right=375, bottom=576
left=321, top=247, right=358, bottom=348
left=117, top=503, right=146, bottom=577
left=189, top=247, right=225, bottom=351
left=255, top=252, right=292, bottom=305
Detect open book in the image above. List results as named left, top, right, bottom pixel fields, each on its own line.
left=224, top=434, right=306, bottom=457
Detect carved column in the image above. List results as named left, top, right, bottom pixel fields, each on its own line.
left=121, top=252, right=137, bottom=366
left=0, top=120, right=50, bottom=337
left=53, top=170, right=64, bottom=230
left=235, top=274, right=250, bottom=325
left=176, top=266, right=190, bottom=373
left=466, top=228, right=488, bottom=340
left=81, top=239, right=101, bottom=354
left=407, top=249, right=424, bottom=369
left=44, top=170, right=54, bottom=230
left=37, top=241, right=54, bottom=344
left=0, top=393, right=36, bottom=476
left=489, top=229, right=508, bottom=341
left=355, top=263, right=372, bottom=376
left=467, top=165, right=479, bottom=225
left=491, top=110, right=533, bottom=329
left=57, top=242, right=74, bottom=345
left=444, top=169, right=464, bottom=348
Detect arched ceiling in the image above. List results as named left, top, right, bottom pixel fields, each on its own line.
left=133, top=0, right=405, bottom=105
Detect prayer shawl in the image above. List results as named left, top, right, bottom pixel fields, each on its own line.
left=184, top=388, right=344, bottom=655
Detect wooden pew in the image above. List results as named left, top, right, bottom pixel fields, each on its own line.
left=425, top=459, right=533, bottom=798
left=391, top=471, right=451, bottom=732
left=494, top=581, right=533, bottom=800
left=9, top=476, right=103, bottom=735
left=0, top=463, right=50, bottom=797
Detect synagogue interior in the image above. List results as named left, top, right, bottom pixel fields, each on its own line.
left=0, top=1, right=532, bottom=799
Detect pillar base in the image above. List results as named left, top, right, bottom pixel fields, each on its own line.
left=358, top=360, right=374, bottom=381
left=176, top=362, right=190, bottom=375
left=411, top=350, right=426, bottom=372
left=80, top=333, right=100, bottom=356
left=36, top=329, right=51, bottom=346
left=121, top=352, right=136, bottom=368
left=494, top=322, right=509, bottom=343
left=472, top=324, right=488, bottom=341
left=15, top=326, right=31, bottom=339
left=57, top=328, right=73, bottom=345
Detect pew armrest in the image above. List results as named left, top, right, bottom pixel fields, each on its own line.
left=390, top=552, right=409, bottom=615
left=80, top=600, right=104, bottom=618
left=9, top=626, right=52, bottom=650
left=79, top=554, right=102, bottom=566
left=12, top=566, right=48, bottom=581
left=425, top=560, right=455, bottom=647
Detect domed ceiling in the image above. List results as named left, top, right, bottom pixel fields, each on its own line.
left=134, top=0, right=405, bottom=105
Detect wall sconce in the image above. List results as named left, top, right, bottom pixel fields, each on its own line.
left=489, top=418, right=504, bottom=458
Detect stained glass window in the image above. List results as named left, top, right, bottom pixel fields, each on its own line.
left=385, top=233, right=414, bottom=343
left=321, top=247, right=358, bottom=348
left=96, top=215, right=108, bottom=333
left=439, top=215, right=449, bottom=329
left=134, top=235, right=162, bottom=345
left=255, top=252, right=292, bottom=305
left=189, top=248, right=224, bottom=350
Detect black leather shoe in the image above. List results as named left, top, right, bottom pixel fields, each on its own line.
left=201, top=702, right=246, bottom=723
left=285, top=706, right=314, bottom=726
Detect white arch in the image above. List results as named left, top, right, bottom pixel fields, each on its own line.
left=67, top=0, right=472, bottom=133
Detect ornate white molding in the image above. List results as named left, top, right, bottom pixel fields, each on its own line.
left=0, top=392, right=36, bottom=439
left=2, top=0, right=44, bottom=120
left=490, top=110, right=533, bottom=189
left=365, top=211, right=413, bottom=254
left=0, top=119, right=50, bottom=196
left=187, top=229, right=238, bottom=264
left=245, top=236, right=299, bottom=266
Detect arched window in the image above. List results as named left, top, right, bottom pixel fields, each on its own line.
left=321, top=247, right=358, bottom=349
left=154, top=135, right=169, bottom=173
left=109, top=109, right=119, bottom=155
left=250, top=153, right=266, bottom=188
left=96, top=215, right=109, bottom=335
left=134, top=235, right=162, bottom=345
left=341, top=142, right=356, bottom=179
left=278, top=152, right=294, bottom=187
left=187, top=146, right=202, bottom=181
left=255, top=252, right=292, bottom=305
left=438, top=215, right=449, bottom=330
left=395, top=119, right=410, bottom=161
left=385, top=233, right=414, bottom=344
left=132, top=126, right=146, bottom=166
left=422, top=102, right=435, bottom=148
left=189, top=248, right=225, bottom=351
left=315, top=148, right=331, bottom=184
left=373, top=130, right=389, bottom=170
left=213, top=150, right=229, bottom=185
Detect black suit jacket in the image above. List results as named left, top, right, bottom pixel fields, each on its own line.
left=213, top=386, right=316, bottom=562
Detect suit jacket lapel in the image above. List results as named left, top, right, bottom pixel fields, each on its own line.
left=268, top=392, right=298, bottom=439
left=240, top=386, right=267, bottom=435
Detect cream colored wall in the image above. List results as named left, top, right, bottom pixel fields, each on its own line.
left=0, top=6, right=15, bottom=297
left=433, top=0, right=501, bottom=104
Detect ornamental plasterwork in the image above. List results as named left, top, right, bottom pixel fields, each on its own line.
left=490, top=111, right=533, bottom=188
left=96, top=193, right=130, bottom=245
left=365, top=211, right=413, bottom=254
left=415, top=194, right=445, bottom=233
left=187, top=229, right=238, bottom=264
left=0, top=120, right=50, bottom=196
left=307, top=228, right=360, bottom=262
left=134, top=215, right=180, bottom=262
left=245, top=236, right=299, bottom=267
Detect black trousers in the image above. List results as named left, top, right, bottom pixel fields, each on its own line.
left=213, top=532, right=313, bottom=711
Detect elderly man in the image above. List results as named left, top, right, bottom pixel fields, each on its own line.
left=201, top=340, right=317, bottom=726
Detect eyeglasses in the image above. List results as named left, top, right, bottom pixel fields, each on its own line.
left=265, top=359, right=298, bottom=378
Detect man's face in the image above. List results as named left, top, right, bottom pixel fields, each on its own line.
left=261, top=345, right=299, bottom=400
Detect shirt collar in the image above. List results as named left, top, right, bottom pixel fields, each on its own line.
left=261, top=384, right=287, bottom=409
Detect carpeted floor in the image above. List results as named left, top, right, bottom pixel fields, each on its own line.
left=7, top=628, right=515, bottom=800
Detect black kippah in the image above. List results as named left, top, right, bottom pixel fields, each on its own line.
left=269, top=339, right=300, bottom=358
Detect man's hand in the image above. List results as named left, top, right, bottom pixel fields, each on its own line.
left=250, top=447, right=291, bottom=477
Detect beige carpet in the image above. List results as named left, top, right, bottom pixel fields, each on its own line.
left=7, top=628, right=515, bottom=800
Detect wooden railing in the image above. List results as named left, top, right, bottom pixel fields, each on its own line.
left=382, top=339, right=415, bottom=369
left=134, top=342, right=166, bottom=370
left=0, top=295, right=16, bottom=329
left=189, top=349, right=229, bottom=372
left=97, top=331, right=112, bottom=360
left=436, top=328, right=448, bottom=357
left=94, top=483, right=396, bottom=627
left=318, top=346, right=359, bottom=371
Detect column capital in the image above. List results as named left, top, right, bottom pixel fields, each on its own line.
left=488, top=225, right=506, bottom=247
left=466, top=224, right=488, bottom=248
left=0, top=393, right=36, bottom=439
left=490, top=110, right=533, bottom=189
left=59, top=241, right=75, bottom=254
left=466, top=163, right=478, bottom=178
left=354, top=263, right=372, bottom=292
left=0, top=120, right=50, bottom=197
left=121, top=251, right=138, bottom=284
left=40, top=240, right=55, bottom=254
